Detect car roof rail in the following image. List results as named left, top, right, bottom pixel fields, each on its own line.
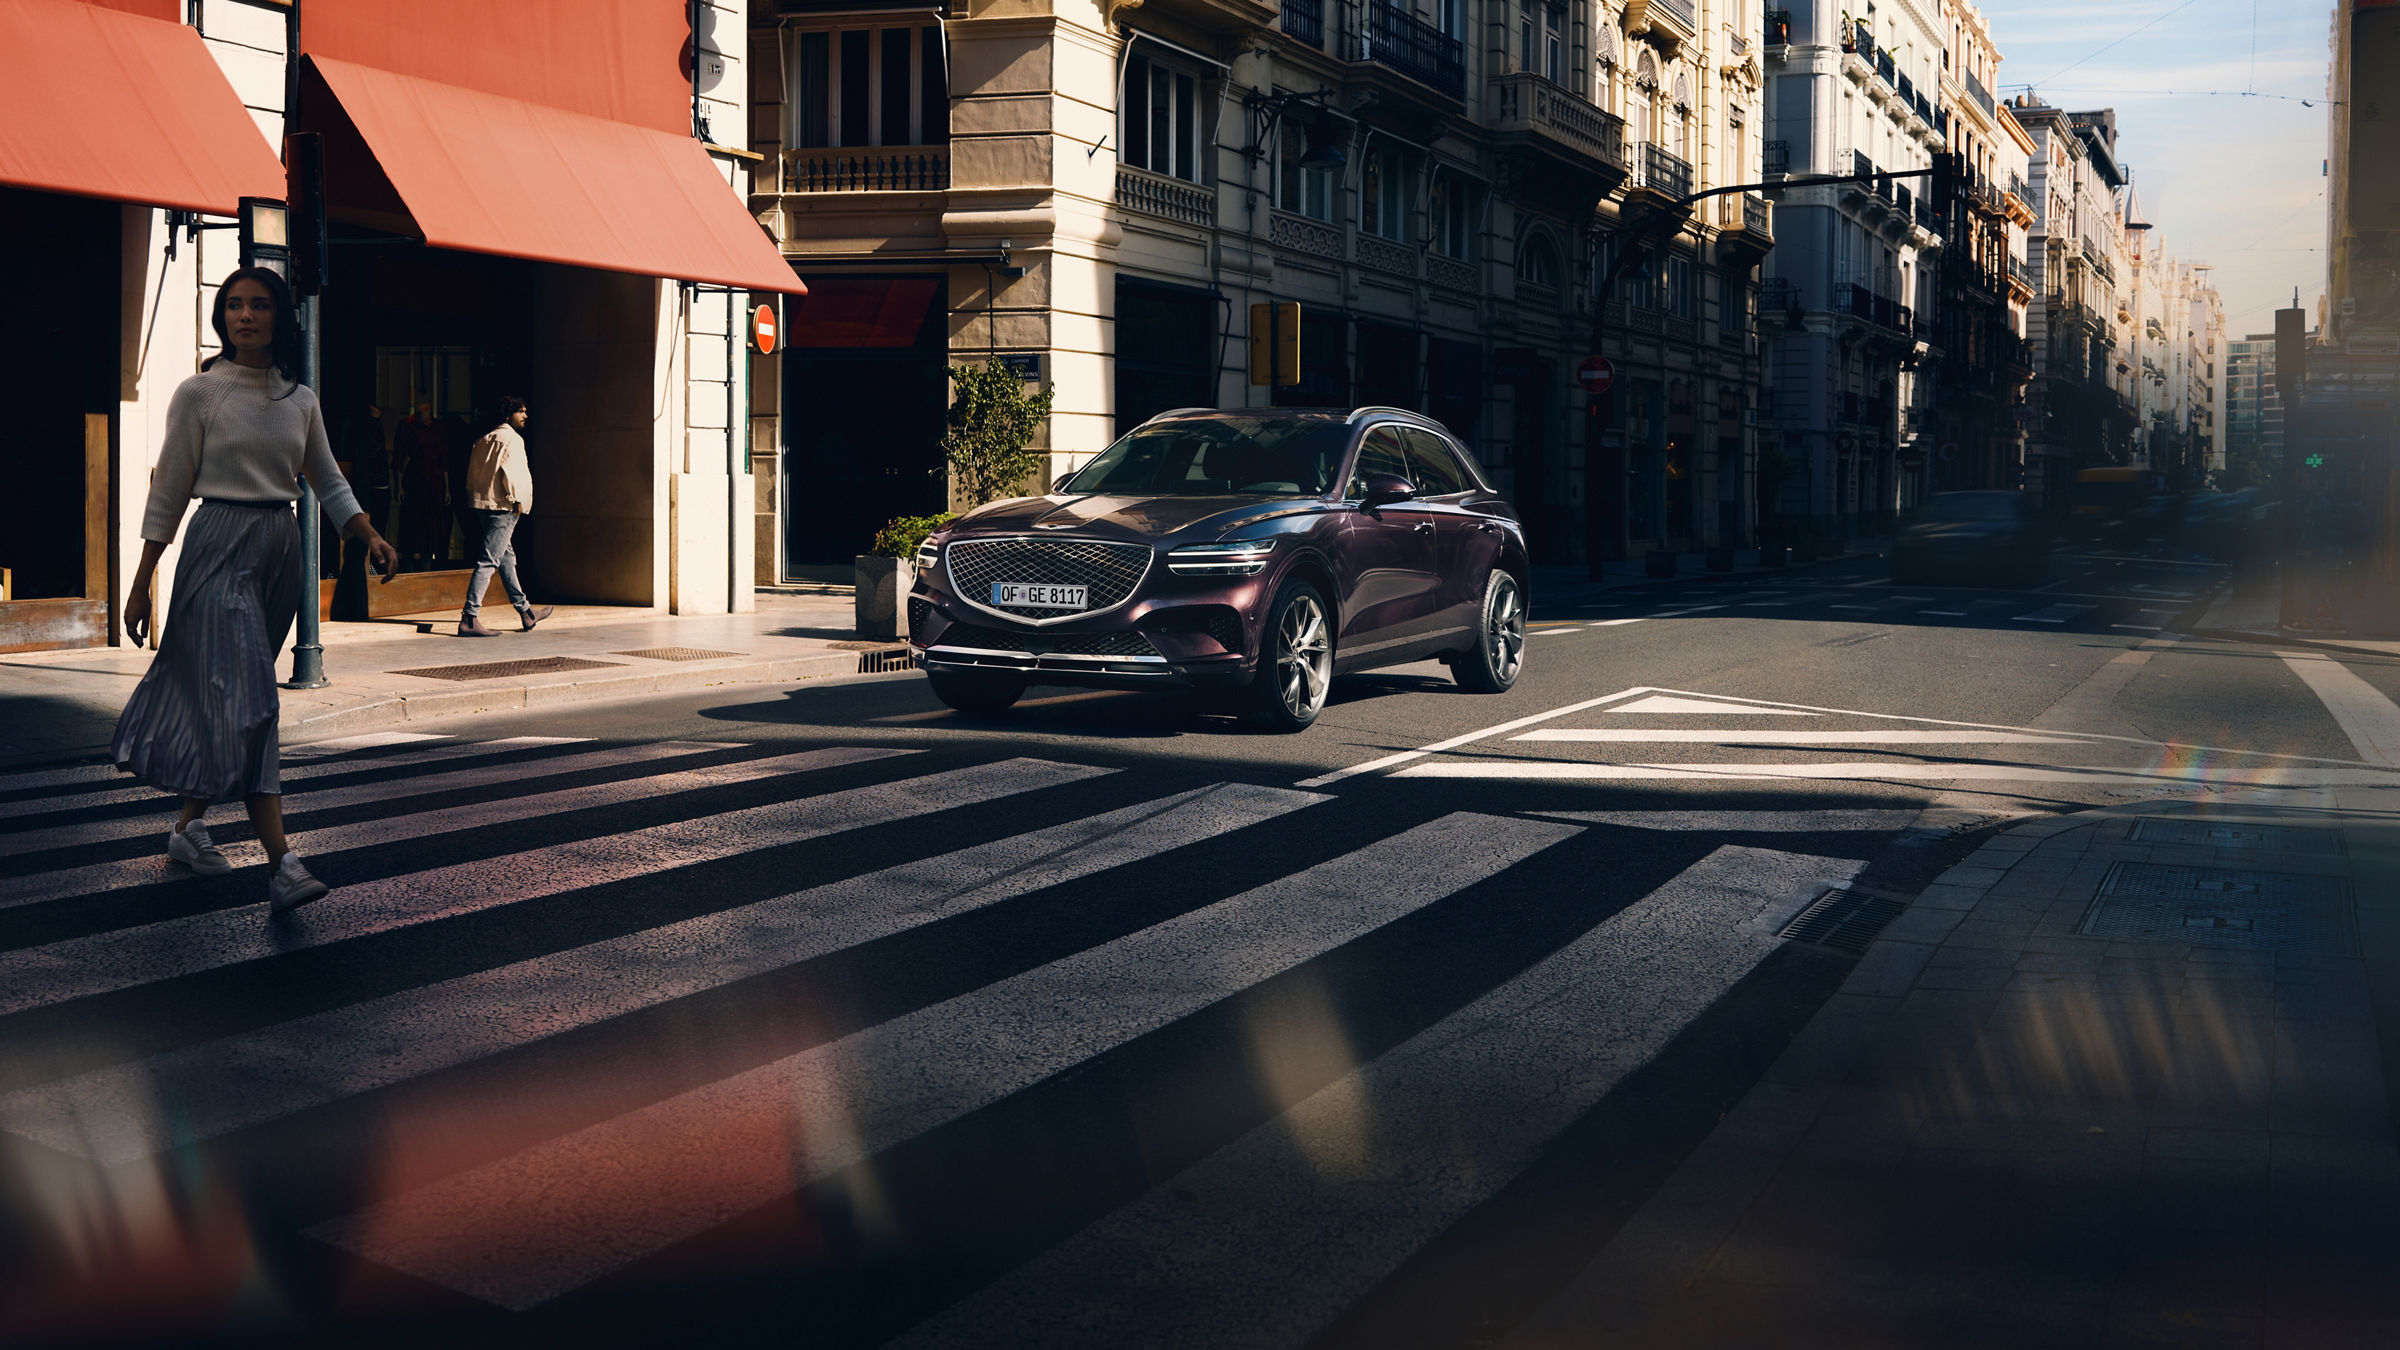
left=1346, top=405, right=1434, bottom=426
left=1141, top=407, right=1218, bottom=423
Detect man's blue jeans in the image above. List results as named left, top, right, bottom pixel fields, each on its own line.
left=463, top=508, right=532, bottom=625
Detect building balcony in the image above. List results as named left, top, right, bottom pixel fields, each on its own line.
left=1489, top=72, right=1629, bottom=193
left=1280, top=0, right=1324, bottom=48
left=1628, top=141, right=1694, bottom=203
left=776, top=145, right=950, bottom=194
left=1764, top=8, right=1792, bottom=46
left=1115, top=165, right=1216, bottom=227
left=1763, top=138, right=1790, bottom=177
left=1624, top=0, right=1697, bottom=50
left=1719, top=192, right=1774, bottom=260
left=1139, top=0, right=1280, bottom=36
left=1351, top=4, right=1466, bottom=104
left=1964, top=70, right=1995, bottom=119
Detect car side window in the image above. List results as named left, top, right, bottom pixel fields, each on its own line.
left=1400, top=428, right=1468, bottom=497
left=1349, top=426, right=1409, bottom=497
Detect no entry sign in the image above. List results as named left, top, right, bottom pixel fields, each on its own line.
left=1575, top=355, right=1615, bottom=395
left=751, top=302, right=779, bottom=355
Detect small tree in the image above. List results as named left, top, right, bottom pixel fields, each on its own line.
left=940, top=360, right=1056, bottom=508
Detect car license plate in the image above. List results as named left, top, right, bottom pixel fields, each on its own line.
left=992, top=581, right=1088, bottom=610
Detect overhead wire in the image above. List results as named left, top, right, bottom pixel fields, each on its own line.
left=2020, top=0, right=2208, bottom=90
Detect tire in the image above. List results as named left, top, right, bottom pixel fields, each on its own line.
left=1243, top=579, right=1335, bottom=732
left=926, top=669, right=1025, bottom=715
left=1451, top=570, right=1525, bottom=694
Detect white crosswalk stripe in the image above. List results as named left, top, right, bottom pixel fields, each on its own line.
left=0, top=734, right=1960, bottom=1335
left=0, top=740, right=745, bottom=909
left=0, top=734, right=460, bottom=816
left=893, top=846, right=1863, bottom=1350
left=0, top=737, right=592, bottom=844
left=305, top=811, right=1574, bottom=1310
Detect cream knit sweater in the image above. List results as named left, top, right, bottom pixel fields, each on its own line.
left=140, top=360, right=363, bottom=544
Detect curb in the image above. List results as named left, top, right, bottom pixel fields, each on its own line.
left=2188, top=625, right=2400, bottom=662
left=280, top=650, right=883, bottom=737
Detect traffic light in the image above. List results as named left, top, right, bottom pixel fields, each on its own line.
left=1249, top=301, right=1302, bottom=387
left=1929, top=150, right=1960, bottom=204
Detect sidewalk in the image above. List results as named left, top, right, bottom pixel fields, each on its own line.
left=1505, top=792, right=2400, bottom=1348
left=1532, top=537, right=1891, bottom=607
left=0, top=592, right=894, bottom=770
left=2194, top=582, right=2400, bottom=661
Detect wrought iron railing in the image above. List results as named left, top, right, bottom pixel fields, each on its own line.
left=1645, top=0, right=1697, bottom=31
left=1763, top=139, right=1790, bottom=176
left=1764, top=8, right=1791, bottom=45
left=1281, top=0, right=1324, bottom=47
left=1744, top=193, right=1772, bottom=235
left=1965, top=71, right=1995, bottom=118
left=1355, top=4, right=1466, bottom=100
left=781, top=146, right=950, bottom=193
left=1638, top=142, right=1692, bottom=198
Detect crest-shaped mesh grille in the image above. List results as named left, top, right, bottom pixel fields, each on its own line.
left=945, top=538, right=1153, bottom=618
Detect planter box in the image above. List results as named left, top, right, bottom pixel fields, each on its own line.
left=854, top=555, right=916, bottom=641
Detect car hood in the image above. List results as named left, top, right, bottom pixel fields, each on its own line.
left=952, top=493, right=1323, bottom=544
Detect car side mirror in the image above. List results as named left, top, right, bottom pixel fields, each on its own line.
left=1360, top=473, right=1417, bottom=508
left=1052, top=473, right=1078, bottom=494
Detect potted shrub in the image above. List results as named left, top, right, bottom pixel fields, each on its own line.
left=856, top=513, right=953, bottom=641
left=854, top=359, right=1053, bottom=639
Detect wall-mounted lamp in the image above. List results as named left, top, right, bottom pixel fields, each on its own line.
left=1242, top=88, right=1346, bottom=171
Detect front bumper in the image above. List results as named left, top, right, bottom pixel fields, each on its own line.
left=907, top=586, right=1262, bottom=689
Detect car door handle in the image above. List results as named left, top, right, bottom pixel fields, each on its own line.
left=1413, top=522, right=1435, bottom=535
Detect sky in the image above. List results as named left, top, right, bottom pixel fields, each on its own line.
left=1969, top=0, right=2331, bottom=338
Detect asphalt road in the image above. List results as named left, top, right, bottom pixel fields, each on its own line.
left=3, top=547, right=2392, bottom=1348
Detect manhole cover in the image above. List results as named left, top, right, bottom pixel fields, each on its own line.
left=2076, top=862, right=2357, bottom=954
left=1779, top=887, right=1907, bottom=955
left=2128, top=819, right=2342, bottom=854
left=613, top=647, right=745, bottom=662
left=390, top=657, right=626, bottom=682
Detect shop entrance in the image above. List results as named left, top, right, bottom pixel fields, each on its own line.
left=1115, top=278, right=1216, bottom=435
left=780, top=277, right=949, bottom=570
left=0, top=187, right=117, bottom=652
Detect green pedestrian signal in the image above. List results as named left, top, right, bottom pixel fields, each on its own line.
left=2306, top=453, right=2326, bottom=468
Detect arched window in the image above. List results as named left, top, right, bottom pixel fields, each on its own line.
left=1519, top=231, right=1562, bottom=290
left=1595, top=24, right=1619, bottom=111
left=1633, top=51, right=1659, bottom=147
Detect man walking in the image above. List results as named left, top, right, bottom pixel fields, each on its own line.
left=457, top=396, right=554, bottom=637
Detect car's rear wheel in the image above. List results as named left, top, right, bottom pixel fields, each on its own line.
left=1450, top=570, right=1525, bottom=694
left=927, top=668, right=1026, bottom=715
left=1244, top=580, right=1333, bottom=731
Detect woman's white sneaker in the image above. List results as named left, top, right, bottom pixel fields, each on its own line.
left=268, top=851, right=330, bottom=912
left=166, top=821, right=232, bottom=876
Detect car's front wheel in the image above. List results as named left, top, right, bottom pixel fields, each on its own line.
left=927, top=669, right=1025, bottom=716
left=1244, top=579, right=1334, bottom=731
left=1450, top=570, right=1525, bottom=694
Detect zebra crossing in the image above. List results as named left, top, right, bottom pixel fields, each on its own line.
left=0, top=730, right=1895, bottom=1342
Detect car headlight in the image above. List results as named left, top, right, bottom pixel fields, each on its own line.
left=914, top=535, right=944, bottom=572
left=1168, top=539, right=1278, bottom=576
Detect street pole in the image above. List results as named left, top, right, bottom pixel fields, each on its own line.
left=285, top=132, right=330, bottom=689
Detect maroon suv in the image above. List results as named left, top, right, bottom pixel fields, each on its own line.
left=906, top=407, right=1529, bottom=731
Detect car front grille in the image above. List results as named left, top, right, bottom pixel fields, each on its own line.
left=944, top=537, right=1153, bottom=621
left=936, top=623, right=1162, bottom=659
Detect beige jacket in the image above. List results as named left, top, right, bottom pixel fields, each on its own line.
left=466, top=423, right=532, bottom=513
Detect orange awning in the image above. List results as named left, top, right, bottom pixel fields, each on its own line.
left=308, top=55, right=804, bottom=295
left=0, top=0, right=286, bottom=214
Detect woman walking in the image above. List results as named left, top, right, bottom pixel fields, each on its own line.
left=116, top=267, right=398, bottom=912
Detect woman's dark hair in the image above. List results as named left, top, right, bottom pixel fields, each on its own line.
left=203, top=266, right=304, bottom=398
left=494, top=395, right=527, bottom=419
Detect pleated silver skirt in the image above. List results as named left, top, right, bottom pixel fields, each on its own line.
left=114, top=500, right=302, bottom=801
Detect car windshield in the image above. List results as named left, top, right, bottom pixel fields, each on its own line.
left=1062, top=417, right=1350, bottom=497
left=1922, top=494, right=2022, bottom=522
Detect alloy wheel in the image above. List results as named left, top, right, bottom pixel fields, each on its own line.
left=1276, top=593, right=1332, bottom=719
left=1486, top=576, right=1524, bottom=684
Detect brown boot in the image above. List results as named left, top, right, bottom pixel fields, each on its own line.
left=457, top=619, right=502, bottom=637
left=519, top=605, right=555, bottom=632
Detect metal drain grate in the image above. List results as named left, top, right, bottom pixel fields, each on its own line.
left=857, top=648, right=913, bottom=674
left=2077, top=862, right=2357, bottom=954
left=612, top=647, right=745, bottom=663
left=2127, top=819, right=2342, bottom=854
left=390, top=656, right=626, bottom=682
left=1779, top=887, right=1908, bottom=955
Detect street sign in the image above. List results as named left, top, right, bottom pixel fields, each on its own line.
left=1575, top=356, right=1615, bottom=395
left=751, top=302, right=778, bottom=355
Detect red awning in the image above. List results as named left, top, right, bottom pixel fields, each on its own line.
left=787, top=279, right=943, bottom=348
left=0, top=0, right=286, bottom=214
left=308, top=55, right=803, bottom=295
